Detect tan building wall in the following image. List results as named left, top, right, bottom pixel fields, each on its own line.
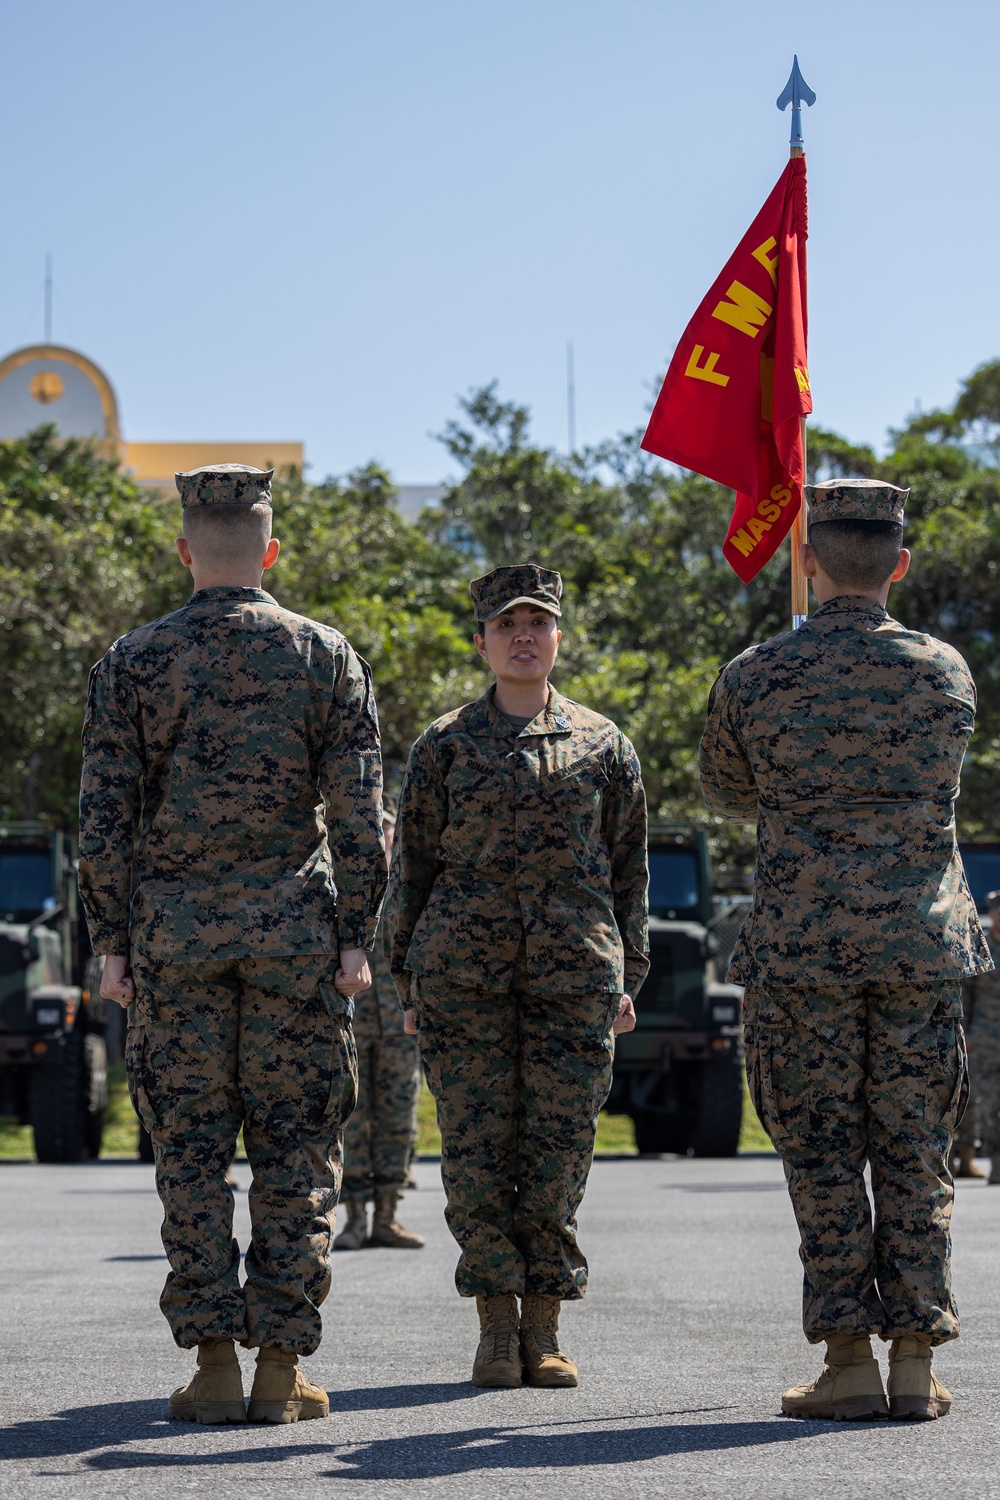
left=125, top=441, right=304, bottom=491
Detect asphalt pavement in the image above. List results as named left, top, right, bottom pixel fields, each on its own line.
left=2, top=1151, right=999, bottom=1500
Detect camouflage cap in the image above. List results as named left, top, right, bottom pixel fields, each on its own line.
left=806, top=478, right=909, bottom=525
left=986, top=889, right=1000, bottom=913
left=469, top=564, right=563, bottom=624
left=176, top=463, right=274, bottom=509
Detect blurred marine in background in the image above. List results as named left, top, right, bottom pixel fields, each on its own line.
left=79, top=464, right=386, bottom=1426
left=335, top=796, right=425, bottom=1251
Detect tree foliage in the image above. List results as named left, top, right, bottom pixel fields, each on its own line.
left=3, top=361, right=1000, bottom=888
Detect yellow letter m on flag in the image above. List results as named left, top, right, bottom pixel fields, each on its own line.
left=712, top=281, right=773, bottom=338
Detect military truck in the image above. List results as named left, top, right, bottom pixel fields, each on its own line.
left=606, top=825, right=745, bottom=1156
left=0, top=823, right=108, bottom=1161
left=958, top=842, right=1000, bottom=914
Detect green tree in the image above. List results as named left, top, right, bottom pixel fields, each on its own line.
left=269, top=462, right=478, bottom=783
left=0, top=428, right=183, bottom=825
left=4, top=360, right=1000, bottom=875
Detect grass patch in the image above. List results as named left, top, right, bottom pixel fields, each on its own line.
left=416, top=1073, right=774, bottom=1159
left=2, top=1054, right=773, bottom=1162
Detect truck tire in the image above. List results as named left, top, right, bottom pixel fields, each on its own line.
left=690, top=1055, right=743, bottom=1158
left=632, top=1109, right=690, bottom=1155
left=31, top=1028, right=88, bottom=1162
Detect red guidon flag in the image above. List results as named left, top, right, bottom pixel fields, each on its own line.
left=642, top=156, right=811, bottom=582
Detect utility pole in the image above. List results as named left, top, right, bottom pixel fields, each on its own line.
left=44, top=254, right=53, bottom=344
left=566, top=340, right=576, bottom=454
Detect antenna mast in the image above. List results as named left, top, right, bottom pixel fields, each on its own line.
left=566, top=340, right=577, bottom=454
left=44, top=254, right=53, bottom=344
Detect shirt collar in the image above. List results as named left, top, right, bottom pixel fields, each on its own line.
left=811, top=595, right=889, bottom=625
left=466, top=684, right=574, bottom=738
left=187, top=586, right=277, bottom=605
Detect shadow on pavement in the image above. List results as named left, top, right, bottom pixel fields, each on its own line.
left=3, top=1400, right=844, bottom=1479
left=1, top=1386, right=487, bottom=1468
left=322, top=1418, right=830, bottom=1478
left=328, top=1382, right=484, bottom=1412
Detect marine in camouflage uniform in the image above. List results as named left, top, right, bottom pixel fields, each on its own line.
left=335, top=802, right=424, bottom=1250
left=961, top=891, right=1000, bottom=1184
left=79, top=464, right=386, bottom=1424
left=386, top=564, right=648, bottom=1389
left=700, top=479, right=990, bottom=1422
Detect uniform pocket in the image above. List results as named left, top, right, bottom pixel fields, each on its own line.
left=743, top=1024, right=787, bottom=1154
left=125, top=1024, right=157, bottom=1135
left=440, top=759, right=508, bottom=865
left=312, top=1016, right=357, bottom=1132
left=925, top=1021, right=968, bottom=1133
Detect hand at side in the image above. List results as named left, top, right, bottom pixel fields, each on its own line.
left=334, top=947, right=372, bottom=997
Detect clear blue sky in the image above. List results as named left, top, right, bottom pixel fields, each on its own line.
left=2, top=1, right=996, bottom=482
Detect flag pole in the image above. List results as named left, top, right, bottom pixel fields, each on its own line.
left=778, top=57, right=815, bottom=628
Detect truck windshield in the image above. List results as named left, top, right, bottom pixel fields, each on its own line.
left=0, top=851, right=53, bottom=921
left=648, top=848, right=701, bottom=919
left=960, top=848, right=1000, bottom=913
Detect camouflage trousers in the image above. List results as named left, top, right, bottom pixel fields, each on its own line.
left=127, top=953, right=357, bottom=1354
left=341, top=1030, right=421, bottom=1201
left=744, top=981, right=967, bottom=1346
left=415, top=969, right=618, bottom=1300
left=966, top=995, right=1000, bottom=1155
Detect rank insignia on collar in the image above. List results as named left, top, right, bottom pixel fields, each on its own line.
left=554, top=716, right=571, bottom=730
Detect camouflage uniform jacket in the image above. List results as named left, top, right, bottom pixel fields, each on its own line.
left=79, top=586, right=386, bottom=963
left=700, top=595, right=990, bottom=985
left=385, top=685, right=649, bottom=997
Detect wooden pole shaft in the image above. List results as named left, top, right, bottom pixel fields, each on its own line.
left=790, top=417, right=809, bottom=626
left=788, top=141, right=809, bottom=628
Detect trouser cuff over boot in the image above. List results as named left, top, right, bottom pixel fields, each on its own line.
left=781, top=1334, right=888, bottom=1421
left=169, top=1337, right=246, bottom=1425
left=247, top=1346, right=330, bottom=1424
left=887, top=1334, right=952, bottom=1421
left=472, top=1295, right=522, bottom=1388
left=520, top=1294, right=579, bottom=1388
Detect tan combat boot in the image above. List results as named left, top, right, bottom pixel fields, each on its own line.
left=781, top=1334, right=888, bottom=1421
left=334, top=1199, right=369, bottom=1250
left=168, top=1337, right=246, bottom=1425
left=887, top=1334, right=952, bottom=1420
left=954, top=1143, right=986, bottom=1179
left=369, top=1191, right=425, bottom=1249
left=472, top=1294, right=523, bottom=1388
left=520, top=1294, right=579, bottom=1388
left=247, top=1346, right=329, bottom=1424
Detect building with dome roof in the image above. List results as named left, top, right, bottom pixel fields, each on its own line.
left=0, top=342, right=302, bottom=489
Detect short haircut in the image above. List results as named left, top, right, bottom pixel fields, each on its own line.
left=182, top=503, right=272, bottom=570
left=808, top=519, right=903, bottom=590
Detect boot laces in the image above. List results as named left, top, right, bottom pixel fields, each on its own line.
left=525, top=1326, right=562, bottom=1357
left=484, top=1328, right=520, bottom=1364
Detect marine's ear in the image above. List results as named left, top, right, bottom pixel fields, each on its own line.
left=891, top=548, right=911, bottom=584
left=262, top=537, right=280, bottom=572
left=176, top=536, right=193, bottom=569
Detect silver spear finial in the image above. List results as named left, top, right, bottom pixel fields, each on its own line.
left=776, top=56, right=816, bottom=150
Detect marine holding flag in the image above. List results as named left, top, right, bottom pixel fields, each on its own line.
left=642, top=156, right=811, bottom=581
left=700, top=478, right=991, bottom=1423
